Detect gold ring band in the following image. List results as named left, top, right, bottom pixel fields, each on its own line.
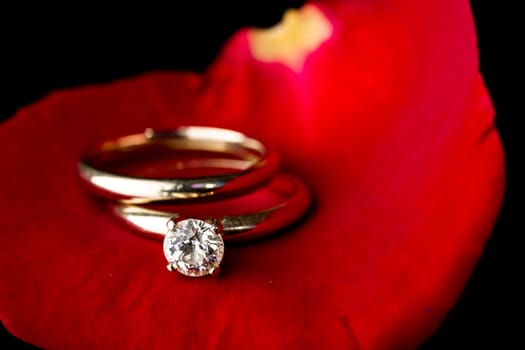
left=111, top=172, right=311, bottom=243
left=79, top=126, right=280, bottom=204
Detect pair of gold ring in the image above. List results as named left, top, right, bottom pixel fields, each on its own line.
left=78, top=126, right=311, bottom=277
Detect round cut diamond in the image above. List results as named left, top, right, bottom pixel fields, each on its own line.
left=163, top=218, right=224, bottom=277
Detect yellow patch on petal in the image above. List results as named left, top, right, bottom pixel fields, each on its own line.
left=248, top=4, right=333, bottom=72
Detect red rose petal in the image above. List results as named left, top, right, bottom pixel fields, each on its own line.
left=0, top=1, right=504, bottom=349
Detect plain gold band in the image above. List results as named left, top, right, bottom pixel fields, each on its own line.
left=78, top=126, right=280, bottom=203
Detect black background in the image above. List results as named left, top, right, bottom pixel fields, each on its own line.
left=0, top=2, right=519, bottom=348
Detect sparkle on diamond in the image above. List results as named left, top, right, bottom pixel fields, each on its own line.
left=163, top=218, right=224, bottom=277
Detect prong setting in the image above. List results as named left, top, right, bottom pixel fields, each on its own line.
left=205, top=218, right=224, bottom=236
left=209, top=266, right=221, bottom=276
left=167, top=216, right=184, bottom=231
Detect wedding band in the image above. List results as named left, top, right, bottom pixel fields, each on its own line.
left=79, top=126, right=279, bottom=203
left=111, top=172, right=311, bottom=277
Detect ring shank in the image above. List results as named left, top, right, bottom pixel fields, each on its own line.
left=79, top=127, right=279, bottom=203
left=111, top=172, right=311, bottom=243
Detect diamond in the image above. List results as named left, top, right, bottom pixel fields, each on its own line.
left=163, top=218, right=224, bottom=277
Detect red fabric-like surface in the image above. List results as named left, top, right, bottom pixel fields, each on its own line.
left=0, top=1, right=504, bottom=349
